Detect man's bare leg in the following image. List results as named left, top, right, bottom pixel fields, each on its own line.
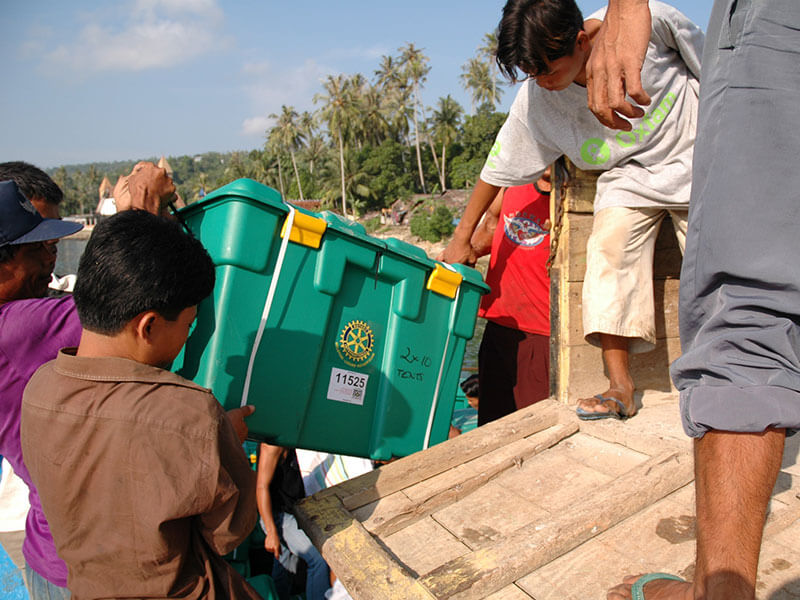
left=577, top=333, right=636, bottom=417
left=607, top=427, right=785, bottom=599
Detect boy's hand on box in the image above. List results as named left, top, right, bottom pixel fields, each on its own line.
left=438, top=237, right=477, bottom=266
left=226, top=405, right=255, bottom=443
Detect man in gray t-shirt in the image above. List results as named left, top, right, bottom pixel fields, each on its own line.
left=441, top=0, right=702, bottom=422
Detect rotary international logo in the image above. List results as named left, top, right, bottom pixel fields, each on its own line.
left=336, top=319, right=375, bottom=366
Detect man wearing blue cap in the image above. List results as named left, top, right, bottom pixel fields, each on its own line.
left=0, top=178, right=84, bottom=598
left=0, top=180, right=83, bottom=301
left=0, top=163, right=176, bottom=598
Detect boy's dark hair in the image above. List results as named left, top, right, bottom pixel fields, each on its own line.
left=496, top=0, right=585, bottom=82
left=0, top=162, right=63, bottom=206
left=74, top=210, right=215, bottom=335
left=460, top=373, right=480, bottom=398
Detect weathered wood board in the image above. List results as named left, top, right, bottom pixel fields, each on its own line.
left=295, top=396, right=800, bottom=599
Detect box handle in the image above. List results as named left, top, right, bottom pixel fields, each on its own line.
left=280, top=210, right=327, bottom=249
left=426, top=263, right=463, bottom=299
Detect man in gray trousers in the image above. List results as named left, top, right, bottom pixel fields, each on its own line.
left=587, top=0, right=799, bottom=598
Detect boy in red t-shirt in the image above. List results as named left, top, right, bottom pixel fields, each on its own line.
left=468, top=172, right=551, bottom=425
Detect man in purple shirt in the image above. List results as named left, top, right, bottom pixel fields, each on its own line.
left=0, top=178, right=82, bottom=597
left=0, top=162, right=177, bottom=598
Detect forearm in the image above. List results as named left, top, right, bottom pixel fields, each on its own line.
left=453, top=179, right=501, bottom=244
left=255, top=485, right=275, bottom=529
left=440, top=179, right=501, bottom=264
left=470, top=189, right=503, bottom=258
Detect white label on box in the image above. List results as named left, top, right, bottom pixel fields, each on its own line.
left=327, top=368, right=368, bottom=406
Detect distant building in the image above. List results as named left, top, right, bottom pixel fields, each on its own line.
left=157, top=155, right=173, bottom=178
left=95, top=175, right=116, bottom=216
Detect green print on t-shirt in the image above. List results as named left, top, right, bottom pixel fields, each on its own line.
left=579, top=91, right=677, bottom=166
left=486, top=140, right=501, bottom=169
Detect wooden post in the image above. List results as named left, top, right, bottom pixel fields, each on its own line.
left=549, top=159, right=683, bottom=405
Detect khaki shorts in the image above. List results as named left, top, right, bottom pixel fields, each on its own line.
left=583, top=206, right=687, bottom=353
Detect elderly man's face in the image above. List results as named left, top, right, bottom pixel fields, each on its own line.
left=1, top=241, right=58, bottom=301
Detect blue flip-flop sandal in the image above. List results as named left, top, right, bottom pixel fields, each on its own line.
left=575, top=394, right=630, bottom=421
left=631, top=572, right=686, bottom=599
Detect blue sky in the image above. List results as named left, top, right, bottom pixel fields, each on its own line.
left=1, top=1, right=711, bottom=168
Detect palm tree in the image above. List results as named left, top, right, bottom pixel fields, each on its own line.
left=345, top=74, right=370, bottom=149
left=359, top=83, right=392, bottom=146
left=252, top=149, right=281, bottom=190
left=375, top=55, right=404, bottom=91
left=302, top=134, right=327, bottom=176
left=268, top=105, right=306, bottom=200
left=460, top=57, right=495, bottom=113
left=478, top=32, right=502, bottom=108
left=431, top=95, right=464, bottom=192
left=265, top=132, right=286, bottom=198
left=400, top=43, right=431, bottom=194
left=315, top=74, right=355, bottom=217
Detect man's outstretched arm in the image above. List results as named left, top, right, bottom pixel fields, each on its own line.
left=438, top=179, right=500, bottom=265
left=586, top=0, right=652, bottom=131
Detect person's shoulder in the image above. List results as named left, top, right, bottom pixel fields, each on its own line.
left=120, top=374, right=225, bottom=440
left=136, top=369, right=218, bottom=408
left=509, top=81, right=532, bottom=114
left=24, top=356, right=59, bottom=392
left=145, top=372, right=222, bottom=412
left=0, top=296, right=80, bottom=365
left=0, top=295, right=76, bottom=321
left=648, top=0, right=694, bottom=26
left=586, top=5, right=606, bottom=22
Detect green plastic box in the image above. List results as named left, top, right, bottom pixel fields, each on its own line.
left=173, top=179, right=488, bottom=460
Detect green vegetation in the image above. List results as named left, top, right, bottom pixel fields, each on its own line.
left=410, top=203, right=455, bottom=243
left=361, top=216, right=383, bottom=234
left=47, top=39, right=508, bottom=219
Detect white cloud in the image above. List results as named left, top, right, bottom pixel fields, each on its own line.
left=241, top=116, right=273, bottom=137
left=42, top=0, right=227, bottom=74
left=239, top=58, right=330, bottom=140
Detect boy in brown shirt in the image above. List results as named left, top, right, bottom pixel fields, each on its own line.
left=21, top=210, right=259, bottom=599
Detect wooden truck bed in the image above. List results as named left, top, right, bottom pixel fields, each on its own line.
left=295, top=395, right=800, bottom=599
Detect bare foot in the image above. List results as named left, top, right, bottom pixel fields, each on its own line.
left=576, top=385, right=636, bottom=418
left=607, top=574, right=693, bottom=599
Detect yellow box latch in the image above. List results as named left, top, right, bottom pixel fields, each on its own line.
left=281, top=210, right=327, bottom=249
left=426, top=264, right=463, bottom=299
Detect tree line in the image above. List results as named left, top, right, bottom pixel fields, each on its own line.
left=48, top=35, right=510, bottom=219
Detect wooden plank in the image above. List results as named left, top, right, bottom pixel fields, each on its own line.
left=516, top=540, right=632, bottom=600
left=434, top=453, right=613, bottom=551
left=753, top=540, right=800, bottom=598
left=579, top=402, right=689, bottom=456
left=331, top=401, right=566, bottom=511
left=417, top=450, right=694, bottom=599
left=559, top=212, right=593, bottom=283
left=294, top=493, right=436, bottom=600
left=361, top=423, right=579, bottom=538
left=563, top=161, right=598, bottom=214
left=557, top=432, right=650, bottom=478
left=381, top=516, right=472, bottom=577
left=484, top=586, right=531, bottom=600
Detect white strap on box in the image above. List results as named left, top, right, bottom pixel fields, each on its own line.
left=422, top=261, right=461, bottom=449
left=240, top=205, right=296, bottom=407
